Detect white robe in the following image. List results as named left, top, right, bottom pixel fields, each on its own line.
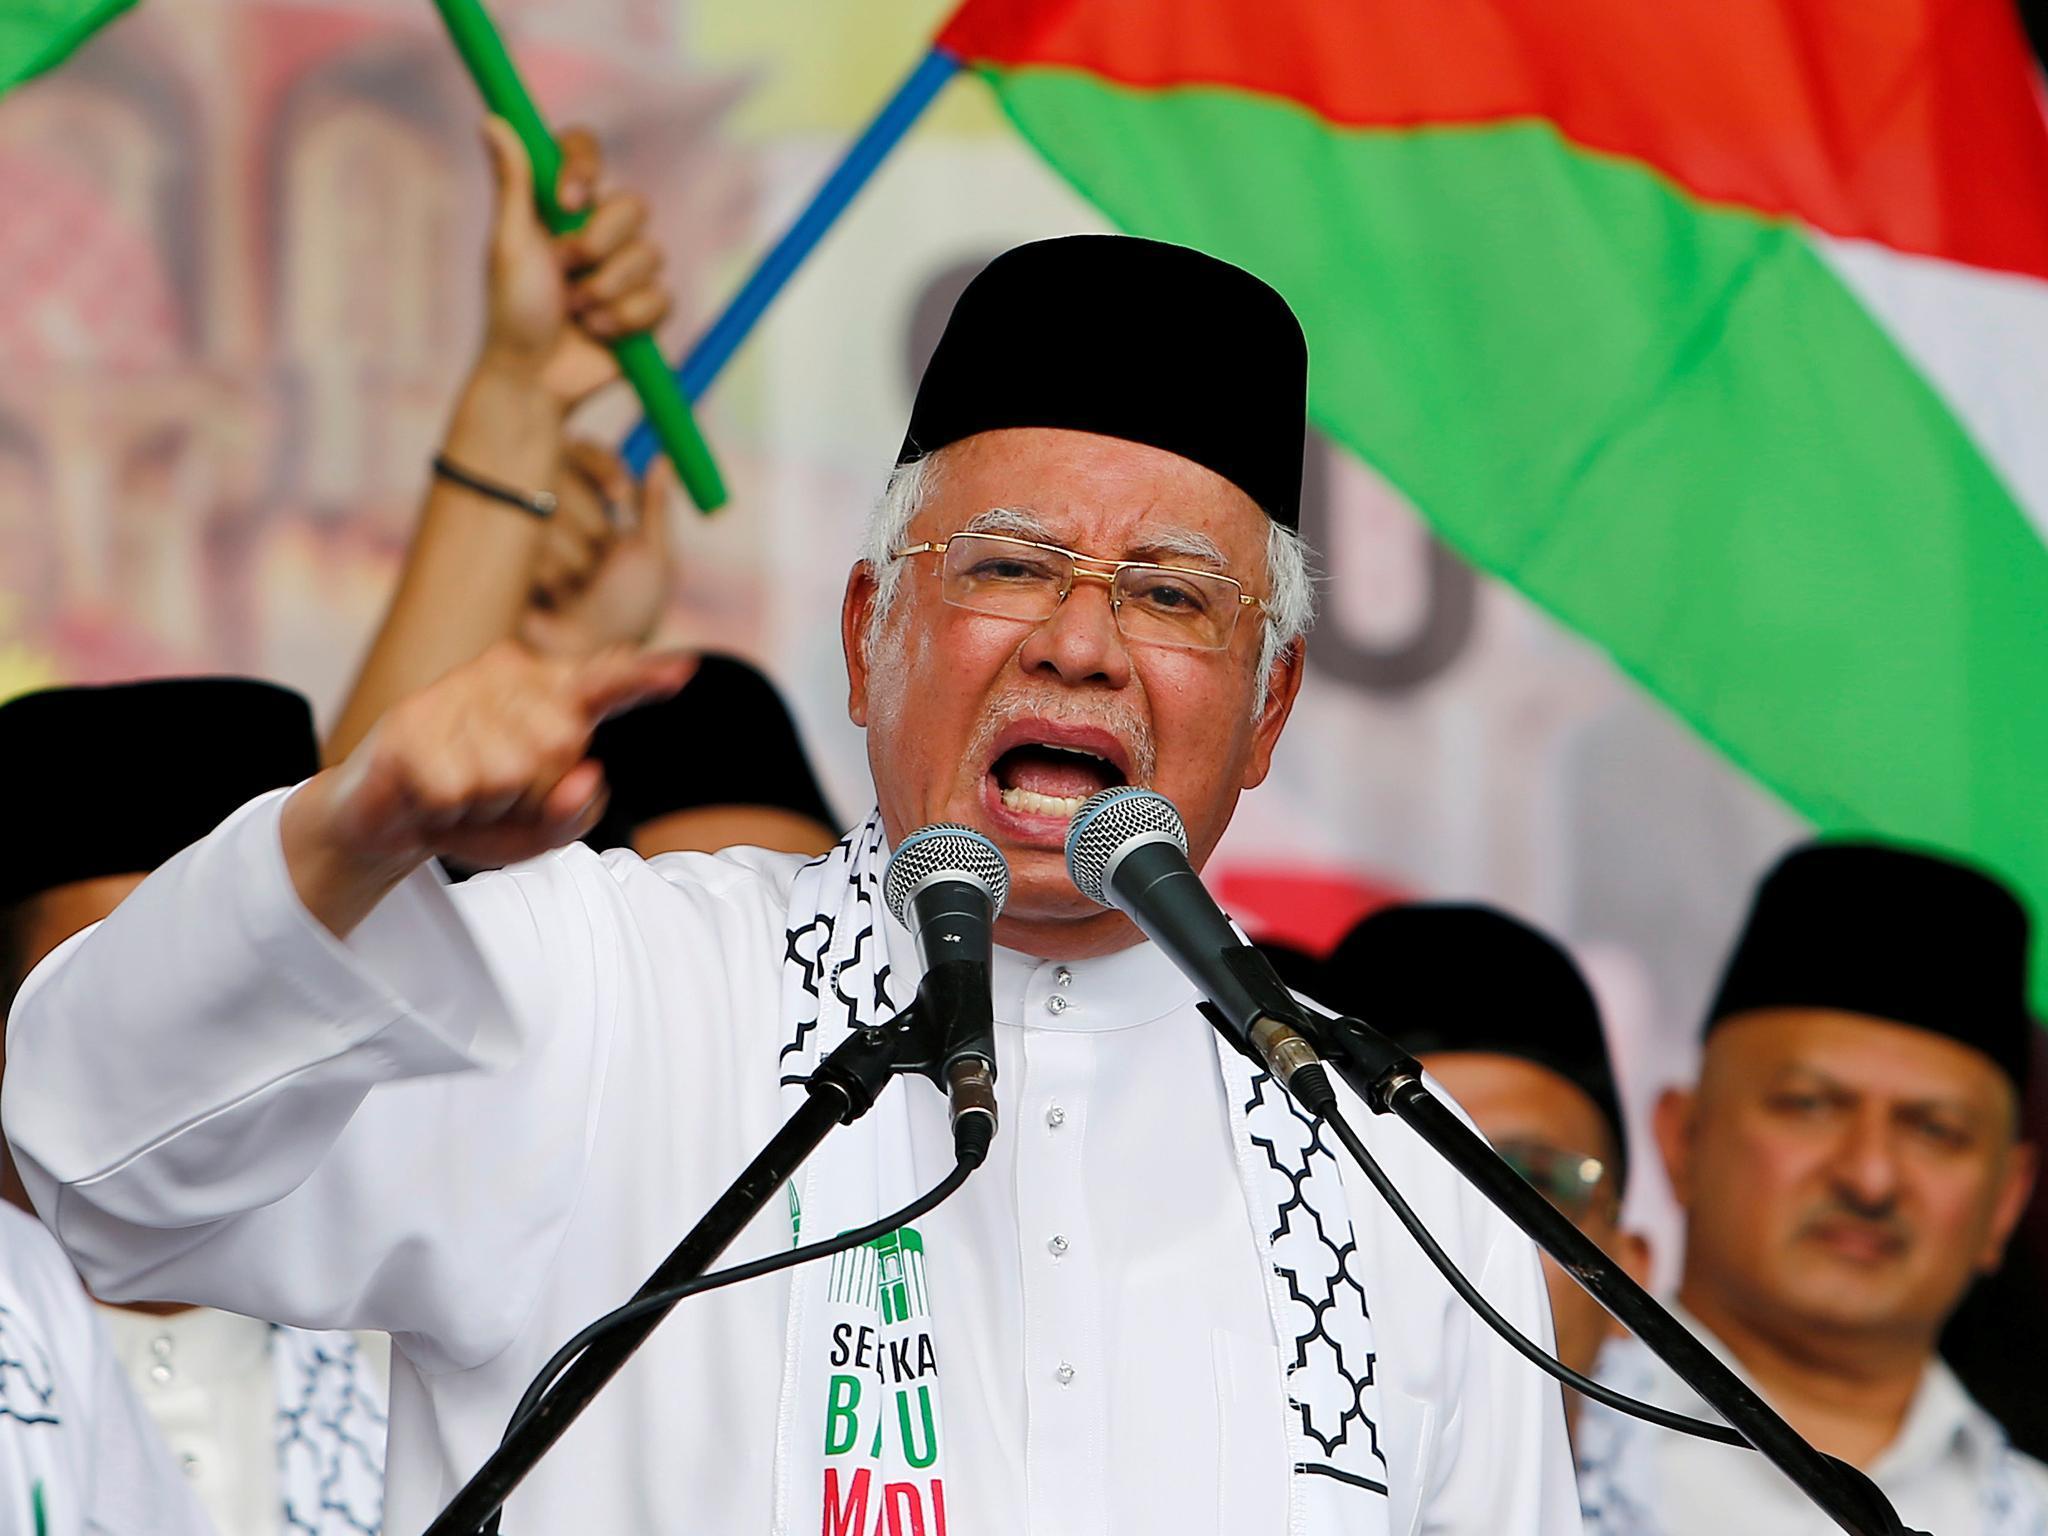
left=5, top=789, right=1580, bottom=1536
left=0, top=1203, right=213, bottom=1536
left=1577, top=1304, right=2048, bottom=1536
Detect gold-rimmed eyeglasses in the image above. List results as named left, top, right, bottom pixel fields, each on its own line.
left=890, top=531, right=1264, bottom=652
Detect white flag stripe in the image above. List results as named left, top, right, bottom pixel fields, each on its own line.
left=1816, top=234, right=2048, bottom=543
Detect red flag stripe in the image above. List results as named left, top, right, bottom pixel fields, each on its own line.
left=938, top=0, right=2048, bottom=281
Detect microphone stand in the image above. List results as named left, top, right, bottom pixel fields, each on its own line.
left=1290, top=1004, right=1919, bottom=1536
left=424, top=1000, right=953, bottom=1536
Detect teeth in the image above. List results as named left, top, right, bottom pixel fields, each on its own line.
left=1039, top=743, right=1109, bottom=764
left=1001, top=786, right=1087, bottom=819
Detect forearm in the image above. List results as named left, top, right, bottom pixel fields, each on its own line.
left=326, top=360, right=567, bottom=762
left=2, top=789, right=593, bottom=1359
left=4, top=791, right=521, bottom=1240
left=279, top=768, right=423, bottom=938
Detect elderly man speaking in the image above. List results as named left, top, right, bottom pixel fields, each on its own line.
left=5, top=238, right=1576, bottom=1535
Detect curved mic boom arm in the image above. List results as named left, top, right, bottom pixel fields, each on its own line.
left=427, top=998, right=968, bottom=1536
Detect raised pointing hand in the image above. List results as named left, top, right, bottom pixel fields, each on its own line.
left=285, top=642, right=692, bottom=935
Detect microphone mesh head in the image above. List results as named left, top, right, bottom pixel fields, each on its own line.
left=883, top=824, right=1011, bottom=927
left=1065, top=788, right=1187, bottom=906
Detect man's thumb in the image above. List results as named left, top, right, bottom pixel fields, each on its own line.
left=577, top=648, right=694, bottom=721
left=481, top=116, right=534, bottom=233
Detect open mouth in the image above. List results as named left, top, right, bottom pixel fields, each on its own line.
left=980, top=721, right=1135, bottom=836
left=992, top=745, right=1126, bottom=820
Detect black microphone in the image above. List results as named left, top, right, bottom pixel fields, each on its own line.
left=1064, top=788, right=1337, bottom=1114
left=883, top=825, right=1010, bottom=1165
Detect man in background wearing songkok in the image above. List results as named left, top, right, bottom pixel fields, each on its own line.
left=0, top=679, right=388, bottom=1536
left=1317, top=903, right=1651, bottom=1430
left=581, top=653, right=839, bottom=857
left=5, top=235, right=1580, bottom=1535
left=1576, top=839, right=2048, bottom=1536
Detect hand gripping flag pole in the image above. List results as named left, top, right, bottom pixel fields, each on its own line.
left=432, top=0, right=729, bottom=512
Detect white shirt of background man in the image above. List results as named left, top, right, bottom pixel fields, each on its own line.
left=0, top=1203, right=213, bottom=1536
left=97, top=1304, right=391, bottom=1536
left=1576, top=1302, right=2048, bottom=1536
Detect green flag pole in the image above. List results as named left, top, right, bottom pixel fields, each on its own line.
left=0, top=0, right=138, bottom=94
left=432, top=0, right=727, bottom=512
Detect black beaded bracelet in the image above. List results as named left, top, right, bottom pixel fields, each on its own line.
left=432, top=453, right=558, bottom=519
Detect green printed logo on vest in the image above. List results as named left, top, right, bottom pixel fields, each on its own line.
left=826, top=1224, right=931, bottom=1324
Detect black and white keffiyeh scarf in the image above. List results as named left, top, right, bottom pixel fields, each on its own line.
left=273, top=1326, right=386, bottom=1535
left=769, top=815, right=1392, bottom=1535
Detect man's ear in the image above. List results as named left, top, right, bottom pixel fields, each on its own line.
left=842, top=564, right=878, bottom=727
left=1613, top=1229, right=1653, bottom=1291
left=1241, top=637, right=1306, bottom=790
left=1653, top=1086, right=1698, bottom=1210
left=1977, top=1139, right=2039, bottom=1273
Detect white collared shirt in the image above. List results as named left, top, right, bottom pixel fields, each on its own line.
left=97, top=1305, right=392, bottom=1536
left=6, top=789, right=1579, bottom=1536
left=98, top=1306, right=272, bottom=1536
left=1577, top=1304, right=2048, bottom=1536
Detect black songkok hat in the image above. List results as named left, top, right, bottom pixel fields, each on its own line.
left=1257, top=940, right=1332, bottom=1006
left=1323, top=903, right=1628, bottom=1184
left=1706, top=839, right=2033, bottom=1090
left=585, top=655, right=839, bottom=851
left=899, top=235, right=1309, bottom=529
left=0, top=677, right=318, bottom=906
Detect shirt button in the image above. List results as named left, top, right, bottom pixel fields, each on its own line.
left=150, top=1335, right=174, bottom=1361
left=149, top=1362, right=174, bottom=1385
left=1046, top=994, right=1070, bottom=1015
left=1055, top=1362, right=1076, bottom=1386
left=1047, top=1234, right=1069, bottom=1257
left=179, top=1452, right=201, bottom=1478
left=1045, top=1104, right=1066, bottom=1129
left=1054, top=966, right=1073, bottom=988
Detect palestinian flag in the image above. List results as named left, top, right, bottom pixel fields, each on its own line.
left=940, top=0, right=2048, bottom=1005
left=1, top=0, right=136, bottom=93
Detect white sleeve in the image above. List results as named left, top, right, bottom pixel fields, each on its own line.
left=3, top=788, right=615, bottom=1373
left=1420, top=1218, right=1584, bottom=1536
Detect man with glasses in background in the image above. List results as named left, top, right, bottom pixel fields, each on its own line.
left=1314, top=902, right=1651, bottom=1430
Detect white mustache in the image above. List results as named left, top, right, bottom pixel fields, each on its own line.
left=967, top=691, right=1157, bottom=784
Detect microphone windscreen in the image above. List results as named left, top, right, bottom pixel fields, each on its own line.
left=883, top=825, right=1011, bottom=928
left=1065, top=788, right=1188, bottom=906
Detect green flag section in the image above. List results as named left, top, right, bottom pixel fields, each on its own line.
left=938, top=0, right=2048, bottom=1008
left=0, top=0, right=135, bottom=93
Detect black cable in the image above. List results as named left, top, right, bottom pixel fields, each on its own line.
left=1318, top=1101, right=1749, bottom=1449
left=502, top=1157, right=974, bottom=1444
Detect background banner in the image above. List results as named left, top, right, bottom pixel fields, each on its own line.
left=2, top=1, right=2040, bottom=1401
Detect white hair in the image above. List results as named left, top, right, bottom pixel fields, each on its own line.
left=859, top=449, right=1316, bottom=716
